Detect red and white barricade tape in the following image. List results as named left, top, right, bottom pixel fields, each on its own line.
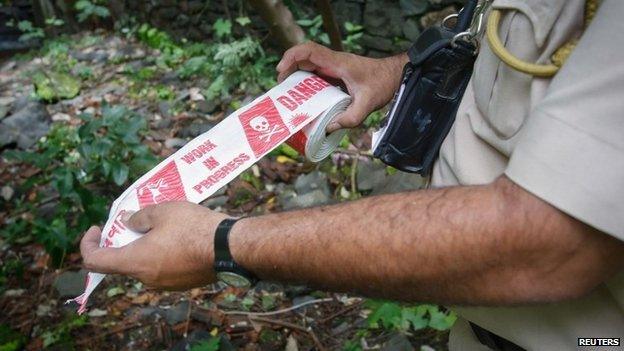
left=68, top=71, right=351, bottom=313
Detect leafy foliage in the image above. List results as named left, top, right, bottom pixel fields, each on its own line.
left=40, top=315, right=88, bottom=349
left=365, top=300, right=457, bottom=332
left=2, top=104, right=157, bottom=264
left=135, top=24, right=276, bottom=101
left=189, top=337, right=220, bottom=351
left=75, top=0, right=111, bottom=23
left=32, top=71, right=81, bottom=102
left=0, top=324, right=26, bottom=351
left=6, top=20, right=44, bottom=42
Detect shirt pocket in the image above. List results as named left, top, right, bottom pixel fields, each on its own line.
left=472, top=0, right=566, bottom=141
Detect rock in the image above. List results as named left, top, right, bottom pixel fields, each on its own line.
left=51, top=112, right=71, bottom=122
left=0, top=96, right=15, bottom=120
left=371, top=171, right=426, bottom=195
left=1, top=186, right=14, bottom=201
left=164, top=301, right=191, bottom=325
left=333, top=0, right=364, bottom=25
left=87, top=308, right=108, bottom=317
left=178, top=121, right=215, bottom=138
left=71, top=49, right=109, bottom=63
left=3, top=289, right=26, bottom=297
left=203, top=195, right=228, bottom=209
left=357, top=161, right=387, bottom=192
left=189, top=87, right=205, bottom=101
left=402, top=19, right=422, bottom=42
left=360, top=34, right=395, bottom=52
left=12, top=94, right=31, bottom=113
left=294, top=171, right=330, bottom=196
left=282, top=189, right=331, bottom=210
left=400, top=0, right=429, bottom=15
left=382, top=333, right=413, bottom=351
left=32, top=71, right=81, bottom=102
left=285, top=335, right=299, bottom=351
left=0, top=102, right=50, bottom=149
left=420, top=6, right=457, bottom=29
left=196, top=99, right=217, bottom=114
left=158, top=101, right=172, bottom=118
left=53, top=270, right=87, bottom=298
left=0, top=104, right=9, bottom=120
left=164, top=137, right=187, bottom=149
left=363, top=0, right=403, bottom=38
left=36, top=303, right=54, bottom=317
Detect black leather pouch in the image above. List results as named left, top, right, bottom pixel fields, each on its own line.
left=372, top=2, right=478, bottom=175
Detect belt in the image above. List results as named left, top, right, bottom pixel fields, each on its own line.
left=470, top=322, right=527, bottom=351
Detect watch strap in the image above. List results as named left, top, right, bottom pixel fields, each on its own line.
left=214, top=218, right=257, bottom=283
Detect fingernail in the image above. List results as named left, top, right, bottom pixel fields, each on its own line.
left=326, top=122, right=340, bottom=133
left=121, top=210, right=134, bottom=224
left=276, top=60, right=284, bottom=72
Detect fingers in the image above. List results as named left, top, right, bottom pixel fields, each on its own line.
left=80, top=226, right=129, bottom=275
left=80, top=226, right=103, bottom=257
left=326, top=96, right=373, bottom=133
left=277, top=42, right=339, bottom=83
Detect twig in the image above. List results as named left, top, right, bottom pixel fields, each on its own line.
left=318, top=300, right=364, bottom=324
left=223, top=297, right=335, bottom=317
left=350, top=155, right=359, bottom=194
left=334, top=148, right=374, bottom=157
left=248, top=316, right=308, bottom=333
left=183, top=298, right=192, bottom=338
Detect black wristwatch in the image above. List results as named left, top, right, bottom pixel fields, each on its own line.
left=213, top=218, right=257, bottom=288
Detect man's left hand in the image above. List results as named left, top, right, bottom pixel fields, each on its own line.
left=80, top=202, right=227, bottom=290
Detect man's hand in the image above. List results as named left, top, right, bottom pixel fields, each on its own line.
left=80, top=202, right=227, bottom=290
left=277, top=42, right=408, bottom=133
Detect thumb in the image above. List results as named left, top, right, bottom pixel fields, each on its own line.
left=326, top=97, right=373, bottom=133
left=123, top=207, right=156, bottom=233
left=80, top=226, right=129, bottom=274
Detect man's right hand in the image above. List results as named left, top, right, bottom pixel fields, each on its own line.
left=276, top=42, right=408, bottom=133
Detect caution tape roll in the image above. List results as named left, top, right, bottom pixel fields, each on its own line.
left=69, top=71, right=351, bottom=313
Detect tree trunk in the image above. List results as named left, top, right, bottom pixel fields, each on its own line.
left=316, top=0, right=343, bottom=51
left=247, top=0, right=305, bottom=50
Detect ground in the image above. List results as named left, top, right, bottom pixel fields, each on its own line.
left=0, top=30, right=452, bottom=350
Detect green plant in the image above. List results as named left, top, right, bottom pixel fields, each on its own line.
left=297, top=15, right=330, bottom=45
left=190, top=337, right=220, bottom=351
left=0, top=258, right=24, bottom=294
left=75, top=0, right=110, bottom=23
left=8, top=20, right=44, bottom=42
left=40, top=315, right=88, bottom=349
left=343, top=22, right=364, bottom=53
left=0, top=324, right=26, bottom=351
left=3, top=104, right=157, bottom=264
left=213, top=18, right=232, bottom=39
left=205, top=36, right=277, bottom=100
left=366, top=300, right=457, bottom=332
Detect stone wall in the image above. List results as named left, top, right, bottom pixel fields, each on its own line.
left=122, top=0, right=466, bottom=56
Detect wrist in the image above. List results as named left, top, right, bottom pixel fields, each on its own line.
left=226, top=216, right=258, bottom=277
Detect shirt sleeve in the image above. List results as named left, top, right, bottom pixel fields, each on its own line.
left=504, top=0, right=624, bottom=241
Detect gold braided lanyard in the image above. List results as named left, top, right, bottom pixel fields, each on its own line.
left=485, top=0, right=599, bottom=77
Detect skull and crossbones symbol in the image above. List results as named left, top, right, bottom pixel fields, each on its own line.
left=250, top=115, right=283, bottom=143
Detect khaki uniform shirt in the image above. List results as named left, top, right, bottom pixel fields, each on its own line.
left=430, top=0, right=624, bottom=349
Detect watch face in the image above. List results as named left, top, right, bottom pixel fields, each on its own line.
left=216, top=272, right=251, bottom=288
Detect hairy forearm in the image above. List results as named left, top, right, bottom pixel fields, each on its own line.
left=229, top=177, right=623, bottom=305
